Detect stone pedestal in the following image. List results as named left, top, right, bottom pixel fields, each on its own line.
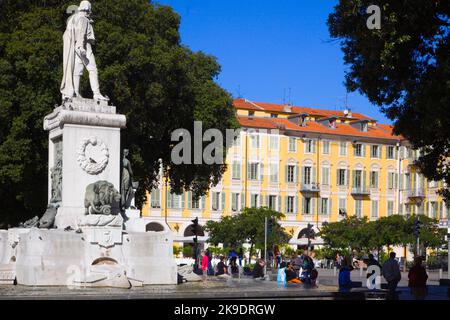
left=44, top=98, right=126, bottom=229
left=13, top=228, right=177, bottom=286
left=0, top=98, right=178, bottom=287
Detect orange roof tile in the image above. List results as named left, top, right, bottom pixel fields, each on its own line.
left=237, top=116, right=400, bottom=141
left=233, top=98, right=374, bottom=120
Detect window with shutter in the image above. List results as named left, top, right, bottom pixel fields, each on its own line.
left=371, top=200, right=379, bottom=218
left=221, top=192, right=226, bottom=211
left=269, top=163, right=279, bottom=183
left=339, top=141, right=348, bottom=156
left=288, top=137, right=297, bottom=152
left=211, top=192, right=220, bottom=211
left=232, top=161, right=241, bottom=180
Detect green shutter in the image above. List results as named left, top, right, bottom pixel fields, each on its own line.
left=187, top=192, right=192, bottom=209
left=363, top=171, right=367, bottom=188
left=167, top=190, right=172, bottom=209
left=285, top=165, right=288, bottom=183
left=302, top=197, right=305, bottom=214
left=285, top=196, right=288, bottom=213
left=260, top=163, right=264, bottom=181
left=221, top=192, right=226, bottom=211
left=352, top=170, right=356, bottom=188
left=312, top=166, right=316, bottom=184
left=295, top=196, right=298, bottom=214
left=278, top=196, right=281, bottom=212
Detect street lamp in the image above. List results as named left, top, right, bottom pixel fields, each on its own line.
left=191, top=217, right=200, bottom=271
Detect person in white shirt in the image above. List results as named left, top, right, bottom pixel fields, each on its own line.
left=382, top=252, right=402, bottom=299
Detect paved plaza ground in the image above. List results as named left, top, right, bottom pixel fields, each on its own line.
left=0, top=268, right=449, bottom=300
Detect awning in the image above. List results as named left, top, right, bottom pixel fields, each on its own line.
left=289, top=237, right=324, bottom=246
left=174, top=236, right=209, bottom=243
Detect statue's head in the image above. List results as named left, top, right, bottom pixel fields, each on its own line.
left=78, top=1, right=92, bottom=14
left=123, top=149, right=129, bottom=157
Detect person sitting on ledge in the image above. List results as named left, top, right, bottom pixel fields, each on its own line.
left=252, top=259, right=266, bottom=279
left=338, top=257, right=355, bottom=291
left=215, top=256, right=230, bottom=279
left=285, top=262, right=302, bottom=284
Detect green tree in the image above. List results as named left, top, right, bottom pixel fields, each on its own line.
left=205, top=207, right=290, bottom=264
left=239, top=207, right=290, bottom=262
left=328, top=1, right=450, bottom=200
left=320, top=216, right=371, bottom=254
left=182, top=245, right=193, bottom=258
left=204, top=216, right=243, bottom=248
left=405, top=214, right=446, bottom=250
left=0, top=0, right=239, bottom=225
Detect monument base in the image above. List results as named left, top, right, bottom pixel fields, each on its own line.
left=1, top=227, right=177, bottom=287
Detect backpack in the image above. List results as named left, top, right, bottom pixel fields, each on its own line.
left=177, top=273, right=186, bottom=284
left=277, top=267, right=287, bottom=286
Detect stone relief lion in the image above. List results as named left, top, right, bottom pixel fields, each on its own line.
left=84, top=180, right=121, bottom=215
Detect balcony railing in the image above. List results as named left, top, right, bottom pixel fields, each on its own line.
left=406, top=188, right=425, bottom=198
left=351, top=186, right=370, bottom=195
left=300, top=183, right=320, bottom=193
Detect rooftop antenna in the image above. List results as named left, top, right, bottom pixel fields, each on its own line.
left=283, top=88, right=286, bottom=105
left=237, top=85, right=242, bottom=98
left=288, top=87, right=292, bottom=105
left=343, top=92, right=352, bottom=118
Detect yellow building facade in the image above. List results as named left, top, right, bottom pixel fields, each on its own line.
left=140, top=98, right=448, bottom=247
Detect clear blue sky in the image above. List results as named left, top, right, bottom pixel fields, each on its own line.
left=156, top=0, right=391, bottom=123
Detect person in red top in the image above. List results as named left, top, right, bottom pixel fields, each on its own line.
left=201, top=251, right=209, bottom=282
left=408, top=257, right=428, bottom=300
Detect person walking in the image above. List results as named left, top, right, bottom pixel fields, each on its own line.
left=200, top=251, right=209, bottom=282
left=382, top=252, right=402, bottom=300
left=335, top=253, right=342, bottom=269
left=408, top=257, right=428, bottom=300
left=338, top=257, right=354, bottom=291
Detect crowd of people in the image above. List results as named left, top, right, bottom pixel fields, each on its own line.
left=195, top=247, right=430, bottom=300
left=336, top=251, right=428, bottom=300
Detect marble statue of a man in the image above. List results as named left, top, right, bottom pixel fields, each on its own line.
left=60, top=1, right=108, bottom=101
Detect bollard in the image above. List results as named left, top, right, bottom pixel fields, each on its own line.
left=439, top=269, right=443, bottom=280
left=360, top=266, right=363, bottom=277
left=333, top=266, right=337, bottom=276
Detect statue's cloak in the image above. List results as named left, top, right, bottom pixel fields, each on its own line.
left=60, top=14, right=77, bottom=98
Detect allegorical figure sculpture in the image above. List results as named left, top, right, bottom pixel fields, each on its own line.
left=121, top=149, right=134, bottom=210
left=50, top=143, right=63, bottom=203
left=60, top=1, right=108, bottom=101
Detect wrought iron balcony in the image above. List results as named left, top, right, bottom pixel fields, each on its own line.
left=406, top=188, right=425, bottom=198
left=300, top=183, right=320, bottom=193
left=351, top=186, right=370, bottom=195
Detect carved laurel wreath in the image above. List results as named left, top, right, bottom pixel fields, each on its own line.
left=76, top=136, right=109, bottom=175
